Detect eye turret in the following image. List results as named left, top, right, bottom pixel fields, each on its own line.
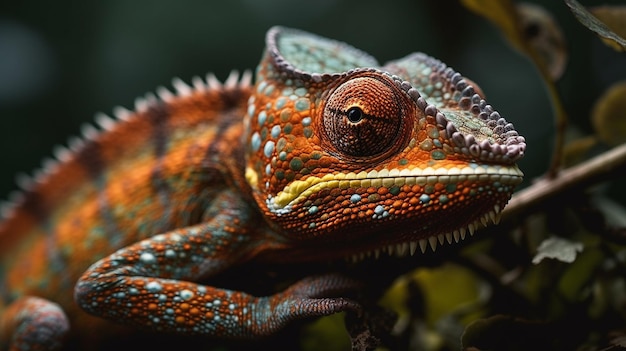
left=321, top=75, right=415, bottom=160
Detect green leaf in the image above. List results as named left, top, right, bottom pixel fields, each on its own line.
left=592, top=81, right=626, bottom=146
left=592, top=196, right=626, bottom=228
left=301, top=313, right=351, bottom=351
left=565, top=0, right=626, bottom=52
left=532, top=236, right=583, bottom=264
left=380, top=263, right=483, bottom=327
left=557, top=246, right=604, bottom=302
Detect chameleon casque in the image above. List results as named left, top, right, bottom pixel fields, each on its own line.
left=0, top=27, right=525, bottom=350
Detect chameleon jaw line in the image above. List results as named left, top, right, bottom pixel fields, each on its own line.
left=347, top=203, right=503, bottom=262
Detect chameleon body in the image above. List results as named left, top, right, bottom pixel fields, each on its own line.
left=0, top=27, right=525, bottom=350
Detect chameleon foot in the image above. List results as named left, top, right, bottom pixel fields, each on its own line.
left=0, top=296, right=69, bottom=351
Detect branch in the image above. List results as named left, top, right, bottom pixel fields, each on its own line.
left=501, top=143, right=626, bottom=224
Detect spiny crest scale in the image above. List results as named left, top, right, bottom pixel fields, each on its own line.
left=0, top=71, right=252, bottom=222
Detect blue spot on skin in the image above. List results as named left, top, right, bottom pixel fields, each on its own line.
left=256, top=80, right=267, bottom=93
left=251, top=132, right=261, bottom=152
left=420, top=194, right=431, bottom=203
left=271, top=125, right=281, bottom=138
left=295, top=98, right=310, bottom=111
left=146, top=281, right=162, bottom=292
left=446, top=184, right=457, bottom=193
left=257, top=111, right=267, bottom=126
left=264, top=141, right=275, bottom=158
left=247, top=104, right=255, bottom=117
left=431, top=150, right=446, bottom=160
left=264, top=84, right=275, bottom=96
left=350, top=194, right=361, bottom=203
left=275, top=97, right=287, bottom=109
left=302, top=117, right=312, bottom=126
left=374, top=205, right=384, bottom=215
left=439, top=195, right=449, bottom=204
left=140, top=252, right=156, bottom=264
left=265, top=163, right=272, bottom=175
left=308, top=206, right=318, bottom=214
left=180, top=290, right=194, bottom=300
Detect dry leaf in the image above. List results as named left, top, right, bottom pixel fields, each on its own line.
left=516, top=3, right=568, bottom=80
left=565, top=0, right=626, bottom=52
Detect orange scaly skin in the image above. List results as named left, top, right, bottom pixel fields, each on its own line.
left=0, top=27, right=525, bottom=350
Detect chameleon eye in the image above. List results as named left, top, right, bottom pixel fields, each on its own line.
left=321, top=76, right=413, bottom=159
left=346, top=106, right=364, bottom=123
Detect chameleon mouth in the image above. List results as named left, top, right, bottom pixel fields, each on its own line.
left=266, top=163, right=523, bottom=214
left=346, top=202, right=503, bottom=263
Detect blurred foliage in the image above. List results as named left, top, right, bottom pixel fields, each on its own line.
left=2, top=0, right=626, bottom=350
left=592, top=81, right=626, bottom=146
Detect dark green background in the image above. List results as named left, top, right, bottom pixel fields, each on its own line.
left=1, top=0, right=624, bottom=201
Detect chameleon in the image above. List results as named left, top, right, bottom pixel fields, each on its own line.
left=0, top=26, right=525, bottom=350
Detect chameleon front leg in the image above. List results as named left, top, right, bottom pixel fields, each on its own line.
left=74, top=190, right=360, bottom=338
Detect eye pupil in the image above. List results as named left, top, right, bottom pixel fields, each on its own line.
left=346, top=107, right=364, bottom=123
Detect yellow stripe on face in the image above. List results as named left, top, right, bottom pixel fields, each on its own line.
left=245, top=167, right=259, bottom=188
left=268, top=164, right=523, bottom=213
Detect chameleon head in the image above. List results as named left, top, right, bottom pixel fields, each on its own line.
left=244, top=26, right=525, bottom=256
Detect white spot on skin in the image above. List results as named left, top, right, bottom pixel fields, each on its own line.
left=140, top=252, right=156, bottom=264
left=374, top=205, right=384, bottom=215
left=180, top=289, right=194, bottom=300
left=263, top=140, right=275, bottom=158
left=146, top=281, right=163, bottom=292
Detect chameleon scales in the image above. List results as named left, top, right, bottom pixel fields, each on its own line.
left=0, top=26, right=525, bottom=350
